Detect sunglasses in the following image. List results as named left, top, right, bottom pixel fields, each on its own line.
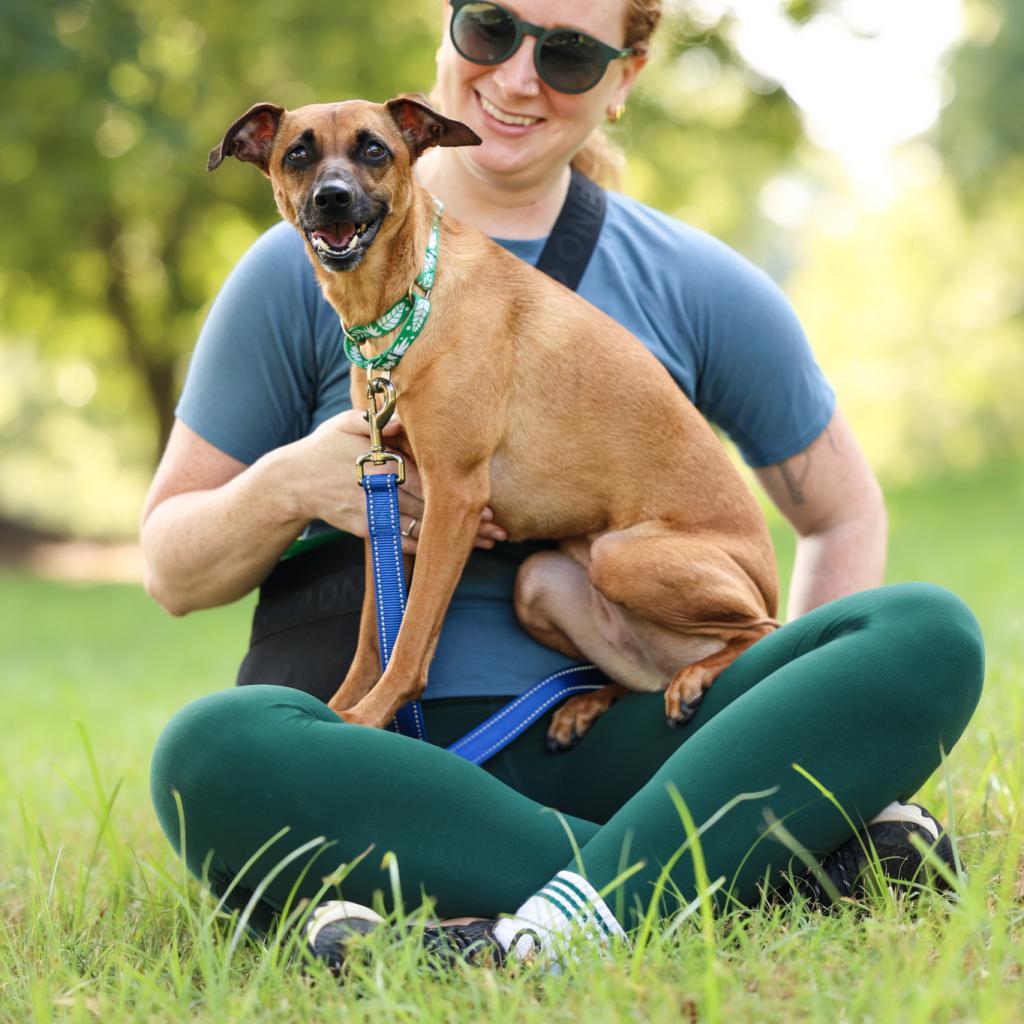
left=449, top=0, right=634, bottom=95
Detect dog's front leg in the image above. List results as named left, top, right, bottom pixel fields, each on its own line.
left=327, top=538, right=381, bottom=715
left=339, top=467, right=488, bottom=729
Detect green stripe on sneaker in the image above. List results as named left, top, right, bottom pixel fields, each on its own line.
left=551, top=877, right=614, bottom=940
left=545, top=879, right=584, bottom=912
left=538, top=887, right=576, bottom=924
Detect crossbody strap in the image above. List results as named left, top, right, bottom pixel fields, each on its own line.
left=534, top=168, right=607, bottom=291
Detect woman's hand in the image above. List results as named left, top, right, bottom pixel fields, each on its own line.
left=294, top=409, right=508, bottom=553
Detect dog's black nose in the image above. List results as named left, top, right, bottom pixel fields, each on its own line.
left=314, top=182, right=353, bottom=215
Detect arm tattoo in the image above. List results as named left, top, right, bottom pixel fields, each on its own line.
left=777, top=426, right=838, bottom=505
left=778, top=452, right=811, bottom=505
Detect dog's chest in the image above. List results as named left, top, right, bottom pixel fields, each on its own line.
left=486, top=448, right=608, bottom=541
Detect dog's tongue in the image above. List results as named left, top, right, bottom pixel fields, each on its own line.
left=314, top=222, right=356, bottom=250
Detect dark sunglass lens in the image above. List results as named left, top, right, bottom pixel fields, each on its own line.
left=452, top=2, right=518, bottom=64
left=538, top=31, right=606, bottom=92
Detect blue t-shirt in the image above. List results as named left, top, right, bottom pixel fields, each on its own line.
left=178, top=190, right=834, bottom=698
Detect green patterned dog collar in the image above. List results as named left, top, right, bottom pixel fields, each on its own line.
left=341, top=201, right=443, bottom=372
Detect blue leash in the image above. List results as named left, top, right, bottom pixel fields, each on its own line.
left=361, top=473, right=427, bottom=741
left=360, top=470, right=606, bottom=764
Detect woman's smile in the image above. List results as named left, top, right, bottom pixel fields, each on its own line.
left=475, top=89, right=545, bottom=133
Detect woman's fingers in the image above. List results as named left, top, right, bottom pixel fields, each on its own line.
left=394, top=508, right=507, bottom=553
left=399, top=512, right=420, bottom=554
left=476, top=511, right=507, bottom=547
left=334, top=408, right=372, bottom=437
left=341, top=412, right=509, bottom=546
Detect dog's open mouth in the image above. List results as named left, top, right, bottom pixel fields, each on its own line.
left=307, top=215, right=384, bottom=270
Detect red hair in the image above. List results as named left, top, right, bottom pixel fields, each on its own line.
left=571, top=0, right=662, bottom=188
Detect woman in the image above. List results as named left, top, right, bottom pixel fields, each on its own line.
left=146, top=0, right=983, bottom=970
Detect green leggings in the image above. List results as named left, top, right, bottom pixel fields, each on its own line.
left=150, top=584, right=983, bottom=930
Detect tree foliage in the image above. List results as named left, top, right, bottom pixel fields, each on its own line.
left=0, top=0, right=439, bottom=459
left=938, top=0, right=1024, bottom=201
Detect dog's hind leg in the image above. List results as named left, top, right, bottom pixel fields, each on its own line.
left=586, top=525, right=778, bottom=727
left=516, top=545, right=720, bottom=750
left=516, top=544, right=730, bottom=695
left=516, top=525, right=777, bottom=745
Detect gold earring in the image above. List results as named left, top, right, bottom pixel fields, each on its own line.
left=606, top=104, right=625, bottom=123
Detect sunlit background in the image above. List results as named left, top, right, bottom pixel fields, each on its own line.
left=0, top=0, right=1020, bottom=543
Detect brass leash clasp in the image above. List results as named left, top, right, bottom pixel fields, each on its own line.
left=356, top=373, right=406, bottom=484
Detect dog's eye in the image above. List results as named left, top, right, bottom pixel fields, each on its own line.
left=286, top=145, right=309, bottom=165
left=364, top=141, right=387, bottom=161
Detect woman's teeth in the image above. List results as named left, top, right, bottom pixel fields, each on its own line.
left=479, top=95, right=540, bottom=127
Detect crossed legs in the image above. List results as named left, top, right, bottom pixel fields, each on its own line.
left=151, top=584, right=982, bottom=932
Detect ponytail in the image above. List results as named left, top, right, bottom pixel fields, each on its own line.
left=571, top=127, right=626, bottom=191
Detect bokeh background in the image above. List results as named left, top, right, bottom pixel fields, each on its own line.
left=0, top=0, right=1021, bottom=545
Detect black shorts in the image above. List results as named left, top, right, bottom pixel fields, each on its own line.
left=237, top=534, right=363, bottom=704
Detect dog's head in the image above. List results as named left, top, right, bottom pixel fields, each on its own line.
left=207, top=95, right=480, bottom=272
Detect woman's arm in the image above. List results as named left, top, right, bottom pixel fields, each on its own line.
left=140, top=415, right=369, bottom=615
left=753, top=405, right=887, bottom=620
left=141, top=414, right=506, bottom=616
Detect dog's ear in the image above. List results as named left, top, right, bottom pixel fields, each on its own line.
left=386, top=94, right=481, bottom=160
left=207, top=103, right=286, bottom=174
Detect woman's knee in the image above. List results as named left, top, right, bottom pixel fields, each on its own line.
left=870, top=582, right=985, bottom=743
left=149, top=685, right=332, bottom=852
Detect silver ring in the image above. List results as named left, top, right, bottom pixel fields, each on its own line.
left=401, top=517, right=418, bottom=539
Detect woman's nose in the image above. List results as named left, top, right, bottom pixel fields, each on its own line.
left=491, top=35, right=541, bottom=98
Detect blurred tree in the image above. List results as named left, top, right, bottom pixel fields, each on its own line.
left=937, top=0, right=1023, bottom=203
left=616, top=4, right=810, bottom=241
left=0, top=0, right=439, bottom=464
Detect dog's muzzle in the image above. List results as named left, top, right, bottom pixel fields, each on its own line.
left=303, top=179, right=386, bottom=271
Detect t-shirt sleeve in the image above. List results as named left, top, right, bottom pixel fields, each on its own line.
left=176, top=222, right=323, bottom=464
left=690, top=240, right=835, bottom=468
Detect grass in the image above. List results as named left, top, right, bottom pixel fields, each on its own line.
left=2, top=461, right=1023, bottom=1022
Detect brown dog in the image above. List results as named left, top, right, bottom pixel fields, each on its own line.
left=208, top=95, right=779, bottom=747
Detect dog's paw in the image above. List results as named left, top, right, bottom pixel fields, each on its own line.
left=546, top=709, right=582, bottom=753
left=546, top=688, right=621, bottom=753
left=664, top=670, right=709, bottom=727
left=665, top=691, right=703, bottom=728
left=336, top=703, right=388, bottom=729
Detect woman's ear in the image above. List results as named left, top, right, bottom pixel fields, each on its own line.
left=611, top=51, right=649, bottom=110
